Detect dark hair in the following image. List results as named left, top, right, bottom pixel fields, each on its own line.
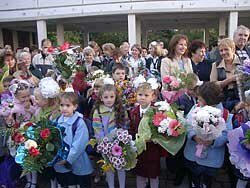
left=12, top=81, right=30, bottom=95
left=88, top=41, right=98, bottom=48
left=112, top=63, right=126, bottom=74
left=168, top=34, right=189, bottom=60
left=60, top=92, right=78, bottom=105
left=41, top=38, right=51, bottom=48
left=94, top=84, right=126, bottom=128
left=188, top=40, right=206, bottom=58
left=197, top=82, right=223, bottom=106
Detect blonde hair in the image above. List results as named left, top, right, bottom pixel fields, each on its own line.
left=83, top=47, right=95, bottom=56
left=34, top=87, right=59, bottom=107
left=218, top=38, right=235, bottom=51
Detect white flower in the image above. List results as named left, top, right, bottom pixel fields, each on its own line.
left=24, top=139, right=37, bottom=150
left=93, top=70, right=104, bottom=77
left=133, top=75, right=146, bottom=88
left=158, top=126, right=166, bottom=134
left=147, top=78, right=158, bottom=90
left=103, top=77, right=115, bottom=85
left=154, top=101, right=170, bottom=111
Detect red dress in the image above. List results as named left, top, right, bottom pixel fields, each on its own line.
left=129, top=105, right=163, bottom=178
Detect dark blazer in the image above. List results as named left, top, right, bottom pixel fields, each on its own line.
left=176, top=93, right=196, bottom=116
left=145, top=56, right=163, bottom=72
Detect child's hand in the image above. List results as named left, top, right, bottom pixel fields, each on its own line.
left=193, top=136, right=204, bottom=145
left=202, top=140, right=214, bottom=146
left=57, top=160, right=67, bottom=165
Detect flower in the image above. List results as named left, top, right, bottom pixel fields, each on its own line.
left=24, top=139, right=38, bottom=150
left=103, top=77, right=115, bottom=85
left=154, top=101, right=170, bottom=111
left=170, top=80, right=180, bottom=89
left=111, top=144, right=123, bottom=156
left=163, top=75, right=172, bottom=84
left=29, top=147, right=40, bottom=157
left=168, top=120, right=181, bottom=137
left=40, top=128, right=51, bottom=139
left=13, top=122, right=20, bottom=128
left=24, top=122, right=33, bottom=127
left=12, top=132, right=25, bottom=144
left=60, top=42, right=70, bottom=51
left=147, top=78, right=159, bottom=90
left=47, top=47, right=54, bottom=53
left=153, top=112, right=167, bottom=126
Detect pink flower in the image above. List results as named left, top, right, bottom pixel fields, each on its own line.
left=168, top=120, right=181, bottom=137
left=170, top=80, right=180, bottom=89
left=163, top=75, right=172, bottom=84
left=111, top=144, right=123, bottom=156
left=60, top=42, right=70, bottom=51
left=153, top=112, right=167, bottom=127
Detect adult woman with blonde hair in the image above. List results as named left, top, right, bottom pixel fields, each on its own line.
left=210, top=38, right=241, bottom=111
left=160, top=34, right=193, bottom=79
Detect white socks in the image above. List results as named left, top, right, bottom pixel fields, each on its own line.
left=25, top=172, right=37, bottom=188
left=106, top=170, right=126, bottom=188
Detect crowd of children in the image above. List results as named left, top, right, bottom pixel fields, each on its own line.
left=0, top=24, right=250, bottom=188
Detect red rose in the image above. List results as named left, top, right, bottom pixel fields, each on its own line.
left=60, top=42, right=70, bottom=51
left=24, top=122, right=33, bottom=127
left=47, top=47, right=54, bottom=53
left=40, top=128, right=51, bottom=139
left=152, top=112, right=167, bottom=126
left=29, top=147, right=40, bottom=157
left=12, top=132, right=25, bottom=144
left=13, top=122, right=20, bottom=128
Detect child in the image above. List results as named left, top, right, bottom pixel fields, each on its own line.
left=92, top=83, right=129, bottom=188
left=129, top=81, right=162, bottom=188
left=227, top=91, right=250, bottom=188
left=184, top=82, right=233, bottom=188
left=33, top=77, right=60, bottom=122
left=112, top=63, right=126, bottom=82
left=54, top=92, right=93, bottom=188
left=9, top=80, right=36, bottom=123
left=0, top=76, right=14, bottom=104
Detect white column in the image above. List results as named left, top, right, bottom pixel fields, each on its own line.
left=56, top=23, right=64, bottom=46
left=136, top=18, right=141, bottom=45
left=0, top=28, right=3, bottom=48
left=128, top=14, right=136, bottom=46
left=29, top=32, right=33, bottom=46
left=228, top=11, right=238, bottom=39
left=36, top=20, right=47, bottom=49
left=83, top=32, right=89, bottom=47
left=219, top=16, right=226, bottom=37
left=12, top=30, right=18, bottom=51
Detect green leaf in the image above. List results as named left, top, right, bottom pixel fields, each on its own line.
left=46, top=143, right=55, bottom=152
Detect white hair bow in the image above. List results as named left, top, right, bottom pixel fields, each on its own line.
left=133, top=75, right=158, bottom=90
left=103, top=77, right=115, bottom=85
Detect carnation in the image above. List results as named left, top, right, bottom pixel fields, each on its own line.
left=24, top=139, right=38, bottom=150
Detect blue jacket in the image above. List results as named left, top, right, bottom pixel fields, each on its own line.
left=184, top=103, right=233, bottom=168
left=54, top=112, right=93, bottom=175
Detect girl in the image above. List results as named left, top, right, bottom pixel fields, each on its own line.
left=160, top=34, right=193, bottom=79
left=129, top=81, right=162, bottom=188
left=92, top=83, right=129, bottom=188
left=184, top=82, right=233, bottom=188
left=127, top=44, right=146, bottom=78
left=9, top=81, right=37, bottom=188
left=54, top=92, right=93, bottom=188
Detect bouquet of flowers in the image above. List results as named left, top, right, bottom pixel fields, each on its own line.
left=161, top=72, right=187, bottom=104
left=54, top=42, right=82, bottom=80
left=135, top=101, right=186, bottom=155
left=96, top=128, right=137, bottom=172
left=236, top=60, right=250, bottom=102
left=228, top=123, right=250, bottom=178
left=86, top=69, right=107, bottom=84
left=190, top=105, right=226, bottom=158
left=11, top=119, right=61, bottom=174
left=115, top=80, right=136, bottom=109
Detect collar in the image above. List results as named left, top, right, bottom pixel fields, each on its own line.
left=99, top=105, right=113, bottom=114
left=57, top=111, right=83, bottom=125
left=217, top=54, right=241, bottom=69
left=139, top=104, right=151, bottom=116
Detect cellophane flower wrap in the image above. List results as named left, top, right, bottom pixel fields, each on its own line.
left=10, top=119, right=61, bottom=174
left=236, top=60, right=250, bottom=102
left=190, top=105, right=226, bottom=158
left=96, top=128, right=137, bottom=172
left=135, top=101, right=186, bottom=155
left=54, top=42, right=83, bottom=80
left=161, top=72, right=187, bottom=104
left=227, top=122, right=250, bottom=178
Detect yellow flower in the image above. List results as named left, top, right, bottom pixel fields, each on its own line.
left=88, top=138, right=97, bottom=148
left=97, top=160, right=114, bottom=172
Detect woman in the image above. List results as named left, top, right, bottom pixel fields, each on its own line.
left=160, top=34, right=193, bottom=79
left=189, top=40, right=212, bottom=81
left=210, top=38, right=241, bottom=111
left=82, top=47, right=102, bottom=74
